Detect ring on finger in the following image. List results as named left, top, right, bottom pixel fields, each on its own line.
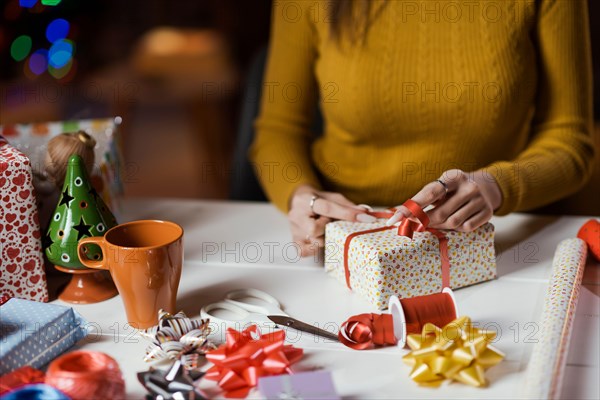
left=309, top=194, right=319, bottom=215
left=435, top=179, right=449, bottom=198
left=305, top=234, right=311, bottom=243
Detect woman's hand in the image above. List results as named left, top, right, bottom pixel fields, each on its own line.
left=289, top=184, right=376, bottom=257
left=387, top=169, right=502, bottom=232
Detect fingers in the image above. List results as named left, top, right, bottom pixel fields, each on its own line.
left=290, top=214, right=331, bottom=258
left=299, top=237, right=324, bottom=257
left=386, top=169, right=494, bottom=232
left=459, top=209, right=492, bottom=232
left=430, top=198, right=484, bottom=230
left=312, top=195, right=375, bottom=222
left=290, top=190, right=373, bottom=222
left=386, top=180, right=447, bottom=226
left=427, top=179, right=481, bottom=226
left=289, top=188, right=377, bottom=258
left=290, top=214, right=331, bottom=240
left=426, top=170, right=492, bottom=232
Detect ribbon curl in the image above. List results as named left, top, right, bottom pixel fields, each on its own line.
left=338, top=313, right=396, bottom=350
left=402, top=316, right=504, bottom=387
left=139, top=310, right=215, bottom=369
left=205, top=325, right=303, bottom=399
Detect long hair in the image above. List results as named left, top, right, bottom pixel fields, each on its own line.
left=328, top=0, right=386, bottom=44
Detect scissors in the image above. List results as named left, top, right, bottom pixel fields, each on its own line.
left=200, top=288, right=339, bottom=342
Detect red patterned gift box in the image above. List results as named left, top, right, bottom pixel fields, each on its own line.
left=1, top=137, right=49, bottom=302
left=325, top=215, right=496, bottom=309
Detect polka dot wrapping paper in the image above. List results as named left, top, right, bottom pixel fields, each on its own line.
left=0, top=298, right=88, bottom=375
left=0, top=137, right=48, bottom=302
left=324, top=220, right=496, bottom=309
left=521, top=238, right=587, bottom=399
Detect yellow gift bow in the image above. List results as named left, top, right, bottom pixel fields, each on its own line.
left=402, top=316, right=505, bottom=387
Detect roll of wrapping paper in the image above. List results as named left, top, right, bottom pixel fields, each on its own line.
left=521, top=238, right=587, bottom=399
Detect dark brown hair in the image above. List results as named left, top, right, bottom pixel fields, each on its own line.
left=328, top=0, right=386, bottom=44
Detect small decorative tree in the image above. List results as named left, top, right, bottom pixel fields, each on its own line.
left=45, top=154, right=118, bottom=303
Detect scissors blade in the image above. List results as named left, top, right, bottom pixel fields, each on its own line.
left=268, top=315, right=339, bottom=342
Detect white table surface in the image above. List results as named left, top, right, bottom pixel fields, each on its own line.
left=58, top=198, right=600, bottom=399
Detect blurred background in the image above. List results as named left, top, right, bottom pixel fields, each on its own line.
left=0, top=0, right=598, bottom=215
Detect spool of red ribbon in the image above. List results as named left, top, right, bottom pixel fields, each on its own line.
left=339, top=288, right=459, bottom=350
left=45, top=351, right=125, bottom=400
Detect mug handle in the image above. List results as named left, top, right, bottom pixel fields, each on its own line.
left=77, top=237, right=108, bottom=270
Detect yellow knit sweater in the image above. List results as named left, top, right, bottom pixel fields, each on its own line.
left=250, top=0, right=595, bottom=215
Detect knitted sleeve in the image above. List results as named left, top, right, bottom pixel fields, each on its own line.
left=488, top=0, right=595, bottom=215
left=249, top=0, right=322, bottom=212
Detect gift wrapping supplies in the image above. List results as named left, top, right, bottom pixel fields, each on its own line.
left=0, top=298, right=87, bottom=375
left=520, top=238, right=588, bottom=399
left=1, top=137, right=48, bottom=302
left=325, top=201, right=496, bottom=309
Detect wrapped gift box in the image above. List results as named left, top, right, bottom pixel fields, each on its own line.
left=325, top=220, right=496, bottom=309
left=0, top=137, right=48, bottom=302
left=0, top=118, right=124, bottom=228
left=0, top=298, right=88, bottom=375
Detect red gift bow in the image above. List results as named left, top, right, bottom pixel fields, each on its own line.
left=338, top=313, right=397, bottom=350
left=343, top=199, right=450, bottom=290
left=205, top=325, right=303, bottom=398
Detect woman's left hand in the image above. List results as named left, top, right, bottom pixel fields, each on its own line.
left=387, top=169, right=503, bottom=232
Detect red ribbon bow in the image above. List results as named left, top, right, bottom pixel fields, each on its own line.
left=343, top=199, right=450, bottom=290
left=205, top=325, right=303, bottom=398
left=338, top=313, right=397, bottom=350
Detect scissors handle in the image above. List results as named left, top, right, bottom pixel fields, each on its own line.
left=225, top=289, right=287, bottom=316
left=200, top=301, right=273, bottom=329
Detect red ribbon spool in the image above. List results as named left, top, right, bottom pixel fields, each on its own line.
left=45, top=351, right=125, bottom=400
left=339, top=288, right=459, bottom=350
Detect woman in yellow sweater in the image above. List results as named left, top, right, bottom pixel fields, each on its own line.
left=250, top=0, right=595, bottom=257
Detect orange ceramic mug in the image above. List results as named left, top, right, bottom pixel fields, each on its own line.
left=77, top=220, right=183, bottom=329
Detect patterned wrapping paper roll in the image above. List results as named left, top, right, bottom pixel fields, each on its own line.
left=521, top=238, right=587, bottom=399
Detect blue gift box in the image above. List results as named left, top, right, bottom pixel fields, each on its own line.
left=0, top=298, right=87, bottom=375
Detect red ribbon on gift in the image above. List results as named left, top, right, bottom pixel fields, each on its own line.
left=205, top=325, right=303, bottom=398
left=343, top=199, right=450, bottom=290
left=338, top=313, right=396, bottom=350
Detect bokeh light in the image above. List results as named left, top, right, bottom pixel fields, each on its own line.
left=28, top=49, right=48, bottom=75
left=49, top=57, right=72, bottom=79
left=48, top=39, right=73, bottom=68
left=4, top=0, right=22, bottom=21
left=41, top=0, right=62, bottom=5
left=10, top=35, right=32, bottom=61
left=19, top=0, right=37, bottom=8
left=46, top=18, right=69, bottom=43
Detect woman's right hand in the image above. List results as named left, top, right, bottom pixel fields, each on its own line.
left=288, top=184, right=376, bottom=257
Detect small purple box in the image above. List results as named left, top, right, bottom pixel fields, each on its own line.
left=258, top=371, right=340, bottom=400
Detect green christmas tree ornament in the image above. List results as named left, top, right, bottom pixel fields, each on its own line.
left=45, top=154, right=118, bottom=270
